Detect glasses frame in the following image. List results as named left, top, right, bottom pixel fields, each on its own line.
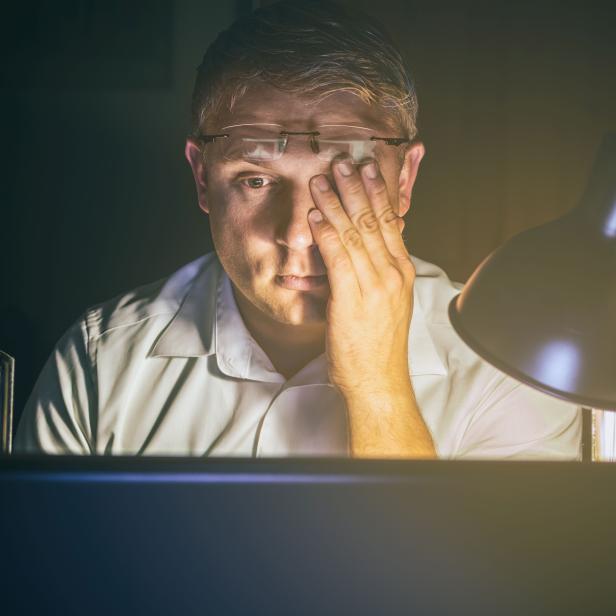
left=196, top=125, right=412, bottom=162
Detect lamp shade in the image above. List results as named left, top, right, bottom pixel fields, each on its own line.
left=449, top=134, right=616, bottom=410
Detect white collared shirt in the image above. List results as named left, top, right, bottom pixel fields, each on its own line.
left=15, top=253, right=582, bottom=459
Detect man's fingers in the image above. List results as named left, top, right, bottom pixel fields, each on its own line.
left=331, top=159, right=396, bottom=273
left=309, top=173, right=380, bottom=292
left=307, top=208, right=359, bottom=301
left=359, top=159, right=411, bottom=264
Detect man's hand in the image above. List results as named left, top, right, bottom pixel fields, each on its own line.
left=308, top=157, right=414, bottom=397
left=307, top=156, right=436, bottom=458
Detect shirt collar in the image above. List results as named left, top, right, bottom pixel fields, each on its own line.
left=148, top=257, right=219, bottom=358
left=149, top=254, right=447, bottom=378
left=409, top=285, right=448, bottom=377
left=214, top=271, right=285, bottom=383
left=149, top=258, right=285, bottom=382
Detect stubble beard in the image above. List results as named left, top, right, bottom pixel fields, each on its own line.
left=252, top=277, right=330, bottom=327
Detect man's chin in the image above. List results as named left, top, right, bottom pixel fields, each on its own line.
left=273, top=304, right=327, bottom=327
left=267, top=291, right=329, bottom=327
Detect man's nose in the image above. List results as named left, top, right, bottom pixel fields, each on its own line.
left=274, top=176, right=326, bottom=251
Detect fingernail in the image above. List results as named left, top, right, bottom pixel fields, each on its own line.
left=309, top=208, right=323, bottom=223
left=314, top=175, right=330, bottom=191
left=337, top=160, right=353, bottom=176
left=363, top=160, right=378, bottom=179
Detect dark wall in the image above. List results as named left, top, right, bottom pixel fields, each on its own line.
left=334, top=0, right=616, bottom=283
left=2, top=0, right=616, bottom=422
left=1, top=1, right=237, bottom=419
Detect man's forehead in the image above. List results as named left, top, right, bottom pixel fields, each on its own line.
left=215, top=84, right=397, bottom=132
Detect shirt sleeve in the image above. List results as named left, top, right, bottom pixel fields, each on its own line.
left=454, top=375, right=583, bottom=460
left=14, top=316, right=97, bottom=455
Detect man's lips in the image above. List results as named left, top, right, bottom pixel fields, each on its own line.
left=276, top=274, right=329, bottom=291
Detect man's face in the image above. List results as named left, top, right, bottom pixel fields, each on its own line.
left=185, top=83, right=422, bottom=332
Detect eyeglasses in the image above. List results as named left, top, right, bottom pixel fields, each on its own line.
left=197, top=123, right=411, bottom=163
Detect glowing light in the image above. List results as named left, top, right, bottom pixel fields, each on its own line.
left=603, top=198, right=616, bottom=237
left=1, top=471, right=424, bottom=485
left=599, top=411, right=616, bottom=461
left=533, top=341, right=580, bottom=392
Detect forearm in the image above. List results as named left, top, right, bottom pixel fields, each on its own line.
left=344, top=383, right=437, bottom=459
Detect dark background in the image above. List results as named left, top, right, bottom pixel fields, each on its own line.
left=2, top=0, right=615, bottom=424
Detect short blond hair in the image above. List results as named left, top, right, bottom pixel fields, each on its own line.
left=191, top=0, right=418, bottom=140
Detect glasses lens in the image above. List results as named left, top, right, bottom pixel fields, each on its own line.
left=237, top=137, right=285, bottom=161
left=216, top=126, right=286, bottom=162
left=208, top=125, right=381, bottom=163
left=316, top=126, right=378, bottom=163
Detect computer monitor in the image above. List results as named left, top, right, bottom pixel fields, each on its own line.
left=2, top=456, right=615, bottom=615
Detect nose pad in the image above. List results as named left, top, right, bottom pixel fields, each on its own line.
left=309, top=134, right=320, bottom=156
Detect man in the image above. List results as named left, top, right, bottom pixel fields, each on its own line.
left=15, top=0, right=581, bottom=458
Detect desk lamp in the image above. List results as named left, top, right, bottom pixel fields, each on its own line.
left=448, top=134, right=616, bottom=428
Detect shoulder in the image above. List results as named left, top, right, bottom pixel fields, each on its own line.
left=408, top=255, right=581, bottom=460
left=409, top=254, right=507, bottom=379
left=81, top=253, right=219, bottom=344
left=410, top=254, right=463, bottom=325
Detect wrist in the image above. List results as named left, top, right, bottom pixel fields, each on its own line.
left=342, top=383, right=416, bottom=420
left=338, top=373, right=413, bottom=404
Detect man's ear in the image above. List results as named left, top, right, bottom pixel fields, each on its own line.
left=397, top=141, right=425, bottom=217
left=185, top=138, right=210, bottom=214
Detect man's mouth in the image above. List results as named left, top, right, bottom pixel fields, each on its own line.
left=276, top=274, right=329, bottom=291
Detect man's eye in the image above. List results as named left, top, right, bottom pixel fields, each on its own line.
left=239, top=176, right=275, bottom=190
